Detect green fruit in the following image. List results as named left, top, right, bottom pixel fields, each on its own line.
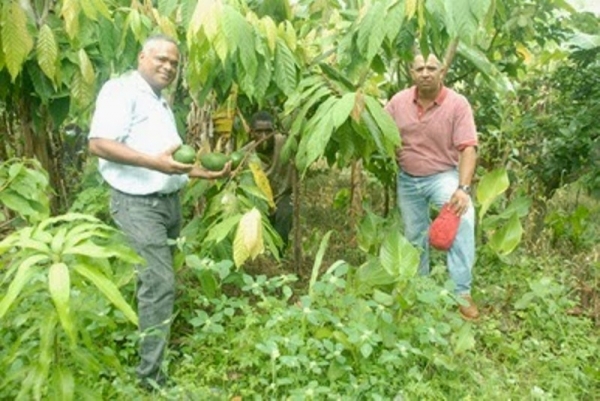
left=199, top=152, right=230, bottom=171
left=230, top=151, right=244, bottom=169
left=173, top=145, right=196, bottom=164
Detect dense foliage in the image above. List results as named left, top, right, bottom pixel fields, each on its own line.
left=0, top=0, right=598, bottom=399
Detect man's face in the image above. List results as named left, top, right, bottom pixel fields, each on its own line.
left=410, top=54, right=445, bottom=93
left=137, top=40, right=179, bottom=93
left=251, top=120, right=274, bottom=153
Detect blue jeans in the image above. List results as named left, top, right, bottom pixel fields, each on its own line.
left=396, top=170, right=475, bottom=294
left=110, top=189, right=181, bottom=385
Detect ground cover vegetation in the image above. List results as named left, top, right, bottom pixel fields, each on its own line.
left=0, top=0, right=598, bottom=399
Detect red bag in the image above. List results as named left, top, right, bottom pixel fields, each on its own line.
left=429, top=203, right=460, bottom=251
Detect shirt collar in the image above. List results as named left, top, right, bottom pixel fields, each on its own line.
left=412, top=85, right=448, bottom=105
left=131, top=71, right=163, bottom=101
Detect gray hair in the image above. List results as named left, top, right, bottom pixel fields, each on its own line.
left=142, top=34, right=178, bottom=52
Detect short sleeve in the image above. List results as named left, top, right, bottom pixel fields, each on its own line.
left=88, top=79, right=133, bottom=142
left=452, top=96, right=478, bottom=149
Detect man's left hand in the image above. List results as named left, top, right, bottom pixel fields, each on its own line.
left=449, top=189, right=471, bottom=216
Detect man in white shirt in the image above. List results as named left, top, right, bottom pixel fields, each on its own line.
left=88, top=34, right=229, bottom=390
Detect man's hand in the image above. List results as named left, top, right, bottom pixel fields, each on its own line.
left=155, top=145, right=194, bottom=174
left=449, top=189, right=471, bottom=216
left=189, top=161, right=232, bottom=179
left=88, top=139, right=193, bottom=175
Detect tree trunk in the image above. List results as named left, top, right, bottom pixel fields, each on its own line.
left=349, top=159, right=363, bottom=226
left=18, top=93, right=61, bottom=213
left=292, top=165, right=302, bottom=274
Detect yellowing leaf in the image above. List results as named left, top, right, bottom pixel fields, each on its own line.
left=1, top=1, right=34, bottom=81
left=37, top=25, right=58, bottom=82
left=516, top=43, right=532, bottom=64
left=80, top=0, right=98, bottom=20
left=233, top=208, right=264, bottom=267
left=189, top=0, right=222, bottom=39
left=261, top=17, right=278, bottom=53
left=152, top=10, right=178, bottom=40
left=278, top=21, right=297, bottom=51
left=61, top=0, right=80, bottom=40
left=405, top=0, right=417, bottom=19
left=90, top=0, right=112, bottom=20
left=249, top=162, right=275, bottom=208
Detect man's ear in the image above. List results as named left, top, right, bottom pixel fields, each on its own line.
left=440, top=66, right=447, bottom=80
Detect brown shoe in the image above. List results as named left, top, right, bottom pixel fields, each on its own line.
left=458, top=294, right=480, bottom=320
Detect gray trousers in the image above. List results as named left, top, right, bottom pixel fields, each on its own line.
left=110, top=189, right=181, bottom=384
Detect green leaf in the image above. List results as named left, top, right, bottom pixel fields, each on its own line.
left=476, top=168, right=509, bottom=222
left=355, top=258, right=395, bottom=290
left=74, top=262, right=138, bottom=325
left=71, top=71, right=95, bottom=108
left=364, top=96, right=401, bottom=156
left=80, top=0, right=98, bottom=20
left=33, top=314, right=57, bottom=400
left=331, top=92, right=356, bottom=128
left=90, top=0, right=112, bottom=20
left=356, top=1, right=387, bottom=62
left=379, top=229, right=419, bottom=280
left=274, top=38, right=297, bottom=96
left=0, top=189, right=38, bottom=218
left=488, top=212, right=523, bottom=257
left=296, top=97, right=336, bottom=172
left=309, top=231, right=333, bottom=297
left=50, top=227, right=68, bottom=255
left=458, top=42, right=514, bottom=94
left=0, top=254, right=47, bottom=319
left=36, top=24, right=58, bottom=83
left=204, top=215, right=242, bottom=244
left=55, top=366, right=75, bottom=401
left=1, top=1, right=34, bottom=81
left=48, top=262, right=77, bottom=344
left=385, top=0, right=406, bottom=41
left=453, top=322, right=475, bottom=354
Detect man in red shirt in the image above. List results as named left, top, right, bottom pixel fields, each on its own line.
left=385, top=52, right=479, bottom=320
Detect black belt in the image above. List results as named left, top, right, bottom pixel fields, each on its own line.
left=112, top=188, right=179, bottom=198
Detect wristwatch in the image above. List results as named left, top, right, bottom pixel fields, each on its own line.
left=457, top=185, right=471, bottom=194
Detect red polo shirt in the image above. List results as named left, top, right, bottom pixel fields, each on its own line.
left=385, top=86, right=478, bottom=177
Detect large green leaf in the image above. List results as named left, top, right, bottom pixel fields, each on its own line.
left=379, top=229, right=419, bottom=281
left=36, top=24, right=58, bottom=83
left=48, top=262, right=77, bottom=344
left=74, top=262, right=138, bottom=325
left=488, top=212, right=523, bottom=257
left=0, top=254, right=47, bottom=319
left=458, top=42, right=514, bottom=94
left=274, top=38, right=297, bottom=96
left=204, top=214, right=242, bottom=244
left=1, top=1, right=34, bottom=81
left=356, top=1, right=387, bottom=62
left=295, top=97, right=336, bottom=172
left=476, top=168, right=509, bottom=222
left=364, top=96, right=401, bottom=156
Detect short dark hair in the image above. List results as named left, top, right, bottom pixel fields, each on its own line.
left=250, top=111, right=274, bottom=129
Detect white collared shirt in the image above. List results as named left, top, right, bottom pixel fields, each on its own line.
left=89, top=71, right=188, bottom=195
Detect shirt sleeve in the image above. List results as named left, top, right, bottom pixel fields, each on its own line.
left=452, top=96, right=478, bottom=149
left=88, top=79, right=134, bottom=142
